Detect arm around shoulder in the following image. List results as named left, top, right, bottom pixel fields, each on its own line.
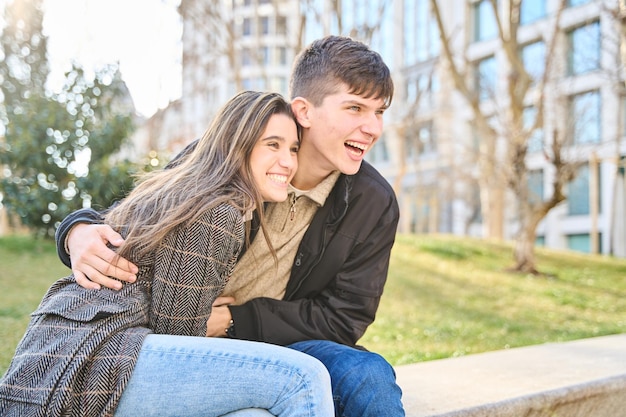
left=55, top=208, right=104, bottom=268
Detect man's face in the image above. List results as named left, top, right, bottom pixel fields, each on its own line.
left=300, top=84, right=387, bottom=177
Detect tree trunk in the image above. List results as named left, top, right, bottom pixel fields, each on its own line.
left=479, top=176, right=505, bottom=240
left=513, top=224, right=539, bottom=274
left=617, top=0, right=626, bottom=86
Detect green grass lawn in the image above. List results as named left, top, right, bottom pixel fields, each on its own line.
left=0, top=235, right=70, bottom=374
left=1, top=233, right=625, bottom=374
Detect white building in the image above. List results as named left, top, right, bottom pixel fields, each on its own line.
left=381, top=0, right=626, bottom=256
left=145, top=0, right=625, bottom=256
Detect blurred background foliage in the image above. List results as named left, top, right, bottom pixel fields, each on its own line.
left=0, top=0, right=149, bottom=237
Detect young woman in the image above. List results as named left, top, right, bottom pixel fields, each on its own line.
left=0, top=91, right=334, bottom=417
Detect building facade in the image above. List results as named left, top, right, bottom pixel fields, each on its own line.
left=149, top=0, right=625, bottom=256
left=380, top=0, right=625, bottom=256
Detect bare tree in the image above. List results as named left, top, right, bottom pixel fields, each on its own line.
left=178, top=0, right=242, bottom=92
left=298, top=0, right=391, bottom=43
left=618, top=0, right=626, bottom=87
left=430, top=0, right=587, bottom=274
left=603, top=0, right=626, bottom=256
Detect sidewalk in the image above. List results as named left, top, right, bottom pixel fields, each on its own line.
left=395, top=333, right=626, bottom=417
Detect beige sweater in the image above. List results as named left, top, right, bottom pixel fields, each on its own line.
left=222, top=171, right=340, bottom=303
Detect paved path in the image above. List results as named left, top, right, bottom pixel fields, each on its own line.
left=395, top=333, right=626, bottom=416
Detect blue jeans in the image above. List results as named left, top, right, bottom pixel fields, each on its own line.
left=288, top=340, right=405, bottom=417
left=114, top=334, right=334, bottom=417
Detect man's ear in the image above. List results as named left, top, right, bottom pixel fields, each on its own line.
left=291, top=97, right=312, bottom=128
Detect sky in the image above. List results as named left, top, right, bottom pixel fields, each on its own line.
left=41, top=0, right=183, bottom=117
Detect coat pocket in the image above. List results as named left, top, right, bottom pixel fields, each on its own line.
left=0, top=278, right=149, bottom=408
left=34, top=276, right=146, bottom=322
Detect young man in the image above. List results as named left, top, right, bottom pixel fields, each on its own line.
left=56, top=35, right=404, bottom=416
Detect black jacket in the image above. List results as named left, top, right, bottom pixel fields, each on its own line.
left=55, top=161, right=399, bottom=347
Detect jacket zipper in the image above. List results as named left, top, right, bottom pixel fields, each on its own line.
left=289, top=193, right=297, bottom=221
left=286, top=175, right=351, bottom=298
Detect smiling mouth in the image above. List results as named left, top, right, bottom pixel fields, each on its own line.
left=345, top=140, right=368, bottom=156
left=267, top=174, right=289, bottom=184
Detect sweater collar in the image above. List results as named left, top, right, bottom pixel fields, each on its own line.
left=289, top=170, right=340, bottom=207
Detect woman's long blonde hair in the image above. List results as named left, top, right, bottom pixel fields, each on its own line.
left=104, top=91, right=296, bottom=260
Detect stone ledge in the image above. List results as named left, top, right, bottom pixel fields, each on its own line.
left=394, top=333, right=626, bottom=417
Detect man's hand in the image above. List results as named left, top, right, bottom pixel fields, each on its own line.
left=206, top=296, right=235, bottom=337
left=68, top=223, right=138, bottom=290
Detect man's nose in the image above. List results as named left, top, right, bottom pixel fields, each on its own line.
left=362, top=112, right=383, bottom=139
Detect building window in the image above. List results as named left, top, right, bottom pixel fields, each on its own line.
left=405, top=73, right=438, bottom=107
left=405, top=125, right=419, bottom=158
left=570, top=90, right=601, bottom=145
left=419, top=122, right=436, bottom=154
left=567, top=164, right=602, bottom=216
left=521, top=40, right=545, bottom=83
left=568, top=165, right=589, bottom=215
left=524, top=106, right=543, bottom=152
left=621, top=95, right=626, bottom=138
left=568, top=21, right=600, bottom=76
left=520, top=0, right=546, bottom=25
left=405, top=120, right=436, bottom=157
left=278, top=76, right=288, bottom=95
left=277, top=46, right=287, bottom=65
left=566, top=233, right=601, bottom=253
left=403, top=0, right=439, bottom=65
left=473, top=0, right=498, bottom=42
left=261, top=46, right=270, bottom=65
left=276, top=15, right=287, bottom=35
left=403, top=0, right=419, bottom=65
left=566, top=234, right=590, bottom=252
left=528, top=169, right=544, bottom=204
left=475, top=55, right=496, bottom=101
left=261, top=16, right=269, bottom=35
left=568, top=0, right=591, bottom=6
left=241, top=48, right=251, bottom=67
left=367, top=133, right=390, bottom=164
left=404, top=186, right=437, bottom=234
left=243, top=17, right=252, bottom=37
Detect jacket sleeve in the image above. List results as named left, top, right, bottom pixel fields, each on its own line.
left=150, top=205, right=244, bottom=337
left=55, top=208, right=105, bottom=268
left=229, top=185, right=399, bottom=347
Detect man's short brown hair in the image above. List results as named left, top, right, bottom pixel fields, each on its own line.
left=290, top=35, right=394, bottom=108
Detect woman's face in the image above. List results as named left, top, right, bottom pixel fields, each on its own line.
left=249, top=113, right=299, bottom=202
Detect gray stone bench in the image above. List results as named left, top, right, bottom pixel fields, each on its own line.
left=394, top=333, right=626, bottom=417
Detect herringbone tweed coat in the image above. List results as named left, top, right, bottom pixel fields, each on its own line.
left=0, top=203, right=244, bottom=417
